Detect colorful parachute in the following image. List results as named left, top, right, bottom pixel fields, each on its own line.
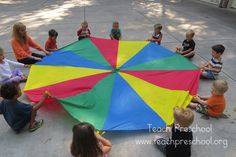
left=24, top=37, right=200, bottom=130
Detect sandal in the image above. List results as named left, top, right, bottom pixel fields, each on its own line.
left=29, top=119, right=44, bottom=132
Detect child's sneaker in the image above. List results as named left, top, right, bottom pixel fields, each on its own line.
left=29, top=119, right=44, bottom=132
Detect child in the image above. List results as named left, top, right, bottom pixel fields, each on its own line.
left=189, top=79, right=228, bottom=117
left=176, top=30, right=196, bottom=58
left=77, top=21, right=91, bottom=40
left=45, top=29, right=58, bottom=52
left=200, top=44, right=225, bottom=79
left=0, top=82, right=49, bottom=133
left=0, top=47, right=30, bottom=84
left=71, top=122, right=112, bottom=157
left=110, top=21, right=121, bottom=40
left=147, top=23, right=163, bottom=45
left=154, top=107, right=194, bottom=157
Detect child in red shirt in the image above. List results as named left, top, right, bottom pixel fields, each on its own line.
left=77, top=21, right=91, bottom=40
left=45, top=29, right=58, bottom=52
left=189, top=80, right=228, bottom=117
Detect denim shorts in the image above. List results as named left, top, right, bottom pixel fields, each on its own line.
left=206, top=70, right=216, bottom=79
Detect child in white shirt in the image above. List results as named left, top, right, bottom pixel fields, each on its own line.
left=0, top=47, right=30, bottom=84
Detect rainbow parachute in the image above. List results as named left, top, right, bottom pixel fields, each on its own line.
left=24, top=37, right=200, bottom=130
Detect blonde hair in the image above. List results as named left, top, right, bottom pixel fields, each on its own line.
left=186, top=29, right=195, bottom=37
left=113, top=21, right=119, bottom=25
left=12, top=22, right=27, bottom=44
left=174, top=107, right=194, bottom=127
left=81, top=21, right=88, bottom=26
left=154, top=23, right=162, bottom=30
left=213, top=80, right=228, bottom=95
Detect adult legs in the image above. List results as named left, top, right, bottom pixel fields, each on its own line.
left=18, top=57, right=38, bottom=64
left=32, top=53, right=45, bottom=58
left=18, top=53, right=45, bottom=64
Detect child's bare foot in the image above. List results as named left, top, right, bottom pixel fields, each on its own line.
left=189, top=102, right=198, bottom=109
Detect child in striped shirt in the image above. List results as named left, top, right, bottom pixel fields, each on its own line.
left=147, top=23, right=163, bottom=45
left=200, top=44, right=225, bottom=79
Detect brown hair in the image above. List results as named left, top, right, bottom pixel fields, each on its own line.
left=113, top=21, right=119, bottom=25
left=0, top=82, right=20, bottom=100
left=12, top=22, right=27, bottom=44
left=81, top=21, right=88, bottom=27
left=186, top=29, right=195, bottom=38
left=154, top=23, right=162, bottom=30
left=71, top=122, right=103, bottom=157
left=212, top=44, right=225, bottom=54
left=48, top=29, right=58, bottom=37
left=174, top=107, right=194, bottom=127
left=0, top=47, right=4, bottom=54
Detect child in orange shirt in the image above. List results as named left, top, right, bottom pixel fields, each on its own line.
left=189, top=80, right=228, bottom=117
left=45, top=29, right=58, bottom=52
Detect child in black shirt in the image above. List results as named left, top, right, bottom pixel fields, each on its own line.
left=154, top=107, right=194, bottom=157
left=176, top=30, right=195, bottom=58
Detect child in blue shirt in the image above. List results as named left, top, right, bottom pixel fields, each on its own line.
left=110, top=21, right=121, bottom=40
left=0, top=82, right=49, bottom=133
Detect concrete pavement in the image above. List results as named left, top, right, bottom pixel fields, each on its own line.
left=0, top=0, right=236, bottom=157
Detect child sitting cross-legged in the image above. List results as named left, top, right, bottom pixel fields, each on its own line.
left=110, top=21, right=121, bottom=40
left=0, top=47, right=30, bottom=85
left=0, top=82, right=49, bottom=133
left=154, top=107, right=194, bottom=157
left=147, top=23, right=163, bottom=45
left=189, top=79, right=228, bottom=117
left=200, top=44, right=225, bottom=79
left=77, top=21, right=91, bottom=40
left=176, top=30, right=196, bottom=58
left=45, top=29, right=58, bottom=52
